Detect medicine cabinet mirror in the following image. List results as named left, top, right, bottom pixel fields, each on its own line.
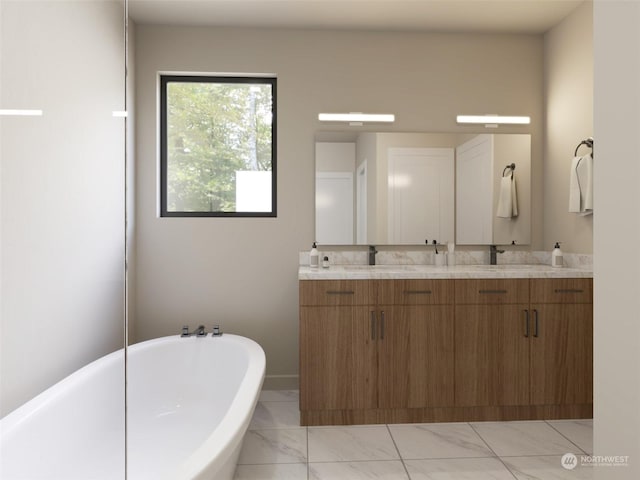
left=314, top=132, right=531, bottom=246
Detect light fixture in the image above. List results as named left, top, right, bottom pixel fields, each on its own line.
left=318, top=113, right=395, bottom=124
left=0, top=109, right=43, bottom=116
left=456, top=115, right=530, bottom=126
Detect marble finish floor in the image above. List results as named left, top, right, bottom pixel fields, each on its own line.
left=234, top=390, right=594, bottom=480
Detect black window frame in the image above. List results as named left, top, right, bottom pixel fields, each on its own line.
left=160, top=74, right=277, bottom=217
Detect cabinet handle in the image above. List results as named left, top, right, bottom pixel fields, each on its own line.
left=554, top=289, right=584, bottom=293
left=370, top=311, right=377, bottom=340
left=533, top=309, right=539, bottom=338
left=404, top=290, right=432, bottom=295
left=380, top=311, right=385, bottom=340
left=524, top=309, right=530, bottom=338
left=326, top=291, right=355, bottom=295
left=479, top=289, right=508, bottom=294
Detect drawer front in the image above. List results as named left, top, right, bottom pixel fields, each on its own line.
left=455, top=279, right=529, bottom=304
left=376, top=279, right=454, bottom=305
left=299, top=280, right=371, bottom=306
left=530, top=278, right=593, bottom=304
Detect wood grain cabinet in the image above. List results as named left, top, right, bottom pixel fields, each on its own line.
left=529, top=279, right=593, bottom=406
left=454, top=279, right=530, bottom=407
left=300, top=276, right=592, bottom=425
left=300, top=279, right=454, bottom=424
left=455, top=278, right=593, bottom=414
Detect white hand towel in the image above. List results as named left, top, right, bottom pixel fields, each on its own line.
left=578, top=154, right=593, bottom=216
left=497, top=175, right=518, bottom=218
left=569, top=156, right=582, bottom=213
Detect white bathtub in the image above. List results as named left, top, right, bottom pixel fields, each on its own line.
left=0, top=334, right=265, bottom=480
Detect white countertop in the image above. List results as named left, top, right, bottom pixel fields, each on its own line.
left=299, top=264, right=593, bottom=280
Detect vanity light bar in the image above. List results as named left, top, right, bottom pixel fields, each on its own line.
left=0, top=109, right=43, bottom=116
left=456, top=115, right=530, bottom=125
left=318, top=113, right=395, bottom=123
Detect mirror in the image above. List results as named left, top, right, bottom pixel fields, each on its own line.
left=315, top=132, right=531, bottom=246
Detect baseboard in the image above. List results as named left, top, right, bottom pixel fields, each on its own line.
left=263, top=374, right=299, bottom=391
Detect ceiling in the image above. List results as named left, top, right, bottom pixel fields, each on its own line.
left=128, top=0, right=584, bottom=34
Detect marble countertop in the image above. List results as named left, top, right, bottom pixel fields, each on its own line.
left=299, top=264, right=593, bottom=280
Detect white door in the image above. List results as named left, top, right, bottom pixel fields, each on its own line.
left=456, top=134, right=493, bottom=244
left=315, top=172, right=354, bottom=244
left=356, top=161, right=367, bottom=244
left=387, top=147, right=454, bottom=244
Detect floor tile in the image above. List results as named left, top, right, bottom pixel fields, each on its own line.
left=249, top=401, right=300, bottom=429
left=471, top=421, right=580, bottom=456
left=259, top=390, right=300, bottom=403
left=404, top=457, right=516, bottom=480
left=503, top=455, right=594, bottom=479
left=309, top=460, right=408, bottom=480
left=388, top=423, right=494, bottom=460
left=308, top=426, right=399, bottom=462
left=547, top=420, right=593, bottom=454
left=234, top=463, right=308, bottom=480
left=238, top=428, right=307, bottom=465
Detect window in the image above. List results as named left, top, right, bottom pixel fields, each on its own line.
left=160, top=75, right=277, bottom=217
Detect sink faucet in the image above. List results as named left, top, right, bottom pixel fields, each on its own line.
left=368, top=245, right=378, bottom=265
left=489, top=245, right=505, bottom=265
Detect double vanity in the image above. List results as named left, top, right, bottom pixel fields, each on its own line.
left=298, top=263, right=593, bottom=426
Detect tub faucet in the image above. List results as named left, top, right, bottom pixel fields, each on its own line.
left=181, top=325, right=207, bottom=337
left=489, top=245, right=505, bottom=265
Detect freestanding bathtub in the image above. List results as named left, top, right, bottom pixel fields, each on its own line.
left=0, top=333, right=265, bottom=480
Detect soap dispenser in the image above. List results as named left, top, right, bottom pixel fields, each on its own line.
left=551, top=242, right=564, bottom=268
left=310, top=242, right=319, bottom=268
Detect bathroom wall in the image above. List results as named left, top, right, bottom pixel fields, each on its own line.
left=134, top=27, right=543, bottom=383
left=0, top=1, right=126, bottom=416
left=594, top=2, right=640, bottom=478
left=543, top=1, right=593, bottom=253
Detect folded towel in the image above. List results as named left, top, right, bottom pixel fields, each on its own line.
left=569, top=154, right=593, bottom=215
left=496, top=174, right=518, bottom=218
left=569, top=156, right=582, bottom=213
left=579, top=154, right=593, bottom=216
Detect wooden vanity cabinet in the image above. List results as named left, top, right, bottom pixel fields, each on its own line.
left=455, top=278, right=593, bottom=413
left=300, top=276, right=592, bottom=425
left=529, top=278, right=593, bottom=406
left=376, top=280, right=455, bottom=409
left=299, top=280, right=375, bottom=411
left=299, top=279, right=454, bottom=424
left=454, top=279, right=530, bottom=407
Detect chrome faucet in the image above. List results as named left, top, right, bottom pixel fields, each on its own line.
left=181, top=325, right=207, bottom=337
left=489, top=245, right=505, bottom=265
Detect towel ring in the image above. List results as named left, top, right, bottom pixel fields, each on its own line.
left=574, top=137, right=594, bottom=157
left=502, top=163, right=516, bottom=177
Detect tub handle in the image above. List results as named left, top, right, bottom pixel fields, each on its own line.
left=212, top=325, right=223, bottom=337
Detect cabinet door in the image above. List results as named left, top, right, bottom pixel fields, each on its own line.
left=455, top=304, right=530, bottom=406
left=530, top=304, right=593, bottom=405
left=300, top=306, right=377, bottom=411
left=378, top=305, right=454, bottom=408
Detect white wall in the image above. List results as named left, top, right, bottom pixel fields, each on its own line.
left=543, top=1, right=593, bottom=253
left=134, top=27, right=543, bottom=383
left=0, top=1, right=126, bottom=416
left=594, top=2, right=640, bottom=478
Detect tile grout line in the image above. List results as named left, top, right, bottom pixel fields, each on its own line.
left=306, top=425, right=310, bottom=480
left=386, top=424, right=412, bottom=480
left=544, top=420, right=591, bottom=456
left=468, top=422, right=520, bottom=480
